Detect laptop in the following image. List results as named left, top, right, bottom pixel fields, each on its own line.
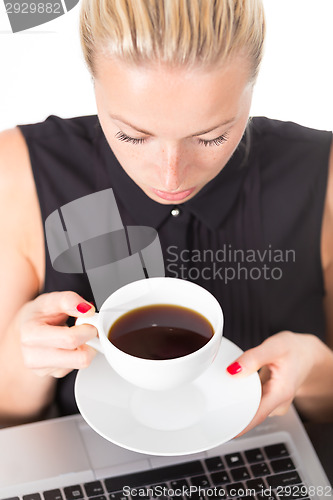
left=0, top=405, right=331, bottom=500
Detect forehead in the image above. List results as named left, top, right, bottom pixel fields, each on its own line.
left=94, top=55, right=252, bottom=135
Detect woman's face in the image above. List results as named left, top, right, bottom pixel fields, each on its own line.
left=94, top=55, right=253, bottom=204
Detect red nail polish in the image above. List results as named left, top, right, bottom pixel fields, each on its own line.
left=77, top=302, right=92, bottom=314
left=227, top=361, right=242, bottom=375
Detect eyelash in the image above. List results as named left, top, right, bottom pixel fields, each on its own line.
left=115, top=131, right=229, bottom=147
left=115, top=131, right=146, bottom=145
left=198, top=133, right=229, bottom=147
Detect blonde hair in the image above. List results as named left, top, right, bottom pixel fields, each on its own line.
left=80, top=0, right=265, bottom=80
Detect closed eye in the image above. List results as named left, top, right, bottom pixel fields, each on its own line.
left=197, top=132, right=229, bottom=147
left=115, top=130, right=230, bottom=147
left=115, top=131, right=146, bottom=144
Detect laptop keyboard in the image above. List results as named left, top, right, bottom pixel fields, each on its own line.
left=3, top=442, right=314, bottom=500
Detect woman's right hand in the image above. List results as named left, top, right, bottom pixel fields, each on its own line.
left=19, top=291, right=98, bottom=379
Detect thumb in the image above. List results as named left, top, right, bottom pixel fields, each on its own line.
left=75, top=300, right=96, bottom=316
left=34, top=291, right=96, bottom=318
left=226, top=341, right=274, bottom=378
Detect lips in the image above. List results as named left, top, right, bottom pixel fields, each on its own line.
left=152, top=188, right=195, bottom=201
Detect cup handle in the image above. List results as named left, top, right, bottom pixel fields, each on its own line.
left=76, top=314, right=103, bottom=354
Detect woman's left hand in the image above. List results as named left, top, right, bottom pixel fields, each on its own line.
left=226, top=331, right=333, bottom=436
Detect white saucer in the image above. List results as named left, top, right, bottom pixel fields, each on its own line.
left=75, top=337, right=261, bottom=456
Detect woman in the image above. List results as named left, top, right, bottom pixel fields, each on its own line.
left=0, top=0, right=332, bottom=431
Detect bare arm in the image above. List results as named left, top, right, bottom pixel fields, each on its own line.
left=0, top=129, right=97, bottom=426
left=228, top=139, right=333, bottom=434
left=322, top=138, right=333, bottom=349
left=294, top=137, right=333, bottom=420
left=0, top=128, right=55, bottom=424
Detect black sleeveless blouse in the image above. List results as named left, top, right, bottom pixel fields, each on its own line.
left=19, top=116, right=332, bottom=415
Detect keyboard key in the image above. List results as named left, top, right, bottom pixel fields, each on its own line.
left=264, top=444, right=289, bottom=460
left=105, top=460, right=204, bottom=491
left=245, top=448, right=265, bottom=463
left=151, top=483, right=168, bottom=498
left=23, top=496, right=41, bottom=500
left=246, top=478, right=266, bottom=493
left=210, top=470, right=230, bottom=485
left=257, top=492, right=278, bottom=500
left=1, top=498, right=20, bottom=500
left=270, top=458, right=295, bottom=474
left=191, top=474, right=210, bottom=488
left=192, top=491, right=225, bottom=500
left=276, top=484, right=309, bottom=499
left=226, top=482, right=245, bottom=497
left=84, top=481, right=105, bottom=497
left=251, top=462, right=271, bottom=477
left=131, top=489, right=149, bottom=499
left=231, top=467, right=251, bottom=481
left=44, top=490, right=63, bottom=500
left=205, top=456, right=225, bottom=472
left=266, top=472, right=302, bottom=489
left=214, top=488, right=228, bottom=499
left=87, top=497, right=105, bottom=500
left=170, top=478, right=189, bottom=489
left=214, top=490, right=227, bottom=500
left=225, top=453, right=245, bottom=468
left=109, top=493, right=128, bottom=500
left=63, top=486, right=84, bottom=500
left=187, top=494, right=206, bottom=500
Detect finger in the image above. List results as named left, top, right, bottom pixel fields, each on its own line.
left=21, top=322, right=97, bottom=349
left=22, top=344, right=97, bottom=372
left=235, top=377, right=293, bottom=437
left=226, top=348, right=269, bottom=377
left=33, top=367, right=73, bottom=379
left=32, top=291, right=96, bottom=319
left=226, top=333, right=290, bottom=378
left=268, top=398, right=293, bottom=417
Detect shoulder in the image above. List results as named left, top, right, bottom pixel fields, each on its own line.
left=0, top=127, right=31, bottom=206
left=250, top=117, right=332, bottom=205
left=18, top=114, right=99, bottom=142
left=0, top=127, right=44, bottom=286
left=250, top=117, right=332, bottom=169
left=0, top=115, right=99, bottom=204
left=18, top=115, right=101, bottom=218
left=0, top=115, right=100, bottom=289
left=250, top=116, right=332, bottom=145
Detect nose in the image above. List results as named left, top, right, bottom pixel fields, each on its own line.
left=162, top=163, right=182, bottom=191
left=159, top=144, right=184, bottom=191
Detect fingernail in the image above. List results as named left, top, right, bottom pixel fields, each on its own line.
left=226, top=361, right=242, bottom=375
left=77, top=302, right=92, bottom=314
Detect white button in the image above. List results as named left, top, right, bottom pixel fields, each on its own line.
left=171, top=208, right=180, bottom=217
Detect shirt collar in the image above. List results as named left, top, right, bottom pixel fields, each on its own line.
left=98, top=125, right=251, bottom=230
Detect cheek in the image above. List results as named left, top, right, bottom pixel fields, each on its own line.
left=99, top=120, right=144, bottom=167
left=195, top=138, right=238, bottom=170
left=104, top=135, right=152, bottom=183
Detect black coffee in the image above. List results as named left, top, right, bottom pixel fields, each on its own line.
left=108, top=304, right=214, bottom=360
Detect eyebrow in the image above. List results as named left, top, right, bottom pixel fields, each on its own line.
left=109, top=114, right=235, bottom=137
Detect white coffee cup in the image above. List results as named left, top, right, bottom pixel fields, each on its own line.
left=76, top=277, right=223, bottom=390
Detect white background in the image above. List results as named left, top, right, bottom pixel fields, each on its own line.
left=0, top=0, right=332, bottom=132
